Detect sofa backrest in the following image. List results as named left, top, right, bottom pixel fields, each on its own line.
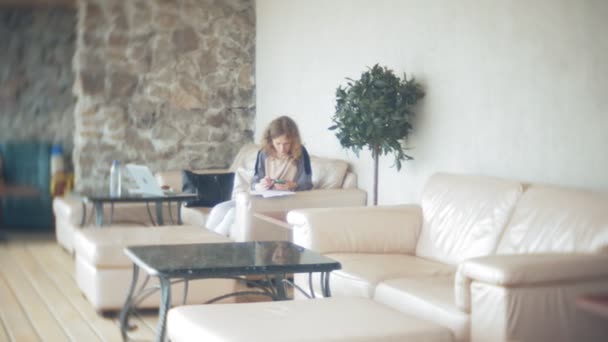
left=310, top=156, right=350, bottom=189
left=157, top=143, right=356, bottom=195
left=230, top=144, right=353, bottom=193
left=416, top=173, right=523, bottom=265
left=496, top=185, right=608, bottom=254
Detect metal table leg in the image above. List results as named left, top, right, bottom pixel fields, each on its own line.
left=93, top=202, right=104, bottom=227
left=79, top=202, right=87, bottom=226
left=156, top=277, right=172, bottom=342
left=155, top=200, right=164, bottom=225
left=176, top=201, right=183, bottom=225
left=273, top=273, right=287, bottom=300
left=119, top=264, right=140, bottom=341
left=109, top=203, right=114, bottom=225
left=321, top=271, right=332, bottom=297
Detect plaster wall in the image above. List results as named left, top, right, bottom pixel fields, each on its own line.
left=256, top=0, right=608, bottom=204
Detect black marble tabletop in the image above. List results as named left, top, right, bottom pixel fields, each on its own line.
left=124, top=241, right=341, bottom=278
left=75, top=192, right=197, bottom=202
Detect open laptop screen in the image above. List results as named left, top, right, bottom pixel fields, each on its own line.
left=125, top=164, right=164, bottom=196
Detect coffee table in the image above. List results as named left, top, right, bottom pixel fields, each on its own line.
left=76, top=192, right=197, bottom=226
left=119, top=241, right=341, bottom=342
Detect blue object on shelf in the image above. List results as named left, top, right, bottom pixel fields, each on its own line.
left=0, top=142, right=53, bottom=230
left=51, top=144, right=63, bottom=156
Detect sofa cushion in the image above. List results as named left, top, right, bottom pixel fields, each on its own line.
left=233, top=167, right=254, bottom=195
left=310, top=156, right=349, bottom=189
left=74, top=225, right=230, bottom=267
left=374, top=276, right=469, bottom=342
left=496, top=185, right=608, bottom=254
left=416, top=173, right=523, bottom=265
left=321, top=253, right=455, bottom=298
left=232, top=145, right=350, bottom=191
left=229, top=143, right=259, bottom=171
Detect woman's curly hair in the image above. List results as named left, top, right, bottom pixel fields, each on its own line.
left=260, top=116, right=303, bottom=160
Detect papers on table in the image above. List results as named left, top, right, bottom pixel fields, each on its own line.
left=250, top=190, right=295, bottom=198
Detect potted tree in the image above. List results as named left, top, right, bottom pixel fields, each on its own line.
left=329, top=64, right=425, bottom=205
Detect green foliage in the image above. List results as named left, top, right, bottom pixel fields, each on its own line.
left=329, top=64, right=425, bottom=170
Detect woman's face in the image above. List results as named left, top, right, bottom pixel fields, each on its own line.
left=272, top=135, right=292, bottom=157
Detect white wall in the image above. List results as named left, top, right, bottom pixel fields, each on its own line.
left=256, top=0, right=608, bottom=204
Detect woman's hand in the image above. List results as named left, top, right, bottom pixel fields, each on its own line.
left=274, top=180, right=296, bottom=191
left=258, top=176, right=273, bottom=190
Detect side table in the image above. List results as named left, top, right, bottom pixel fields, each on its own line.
left=76, top=192, right=197, bottom=226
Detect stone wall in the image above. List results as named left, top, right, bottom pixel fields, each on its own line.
left=0, top=9, right=76, bottom=164
left=73, top=0, right=255, bottom=192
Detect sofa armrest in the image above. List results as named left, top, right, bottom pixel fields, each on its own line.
left=455, top=253, right=608, bottom=312
left=54, top=195, right=87, bottom=226
left=287, top=204, right=422, bottom=254
left=341, top=172, right=358, bottom=189
left=232, top=188, right=367, bottom=242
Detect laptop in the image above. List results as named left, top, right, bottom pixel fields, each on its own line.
left=125, top=164, right=165, bottom=196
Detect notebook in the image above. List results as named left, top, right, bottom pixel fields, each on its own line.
left=125, top=164, right=165, bottom=196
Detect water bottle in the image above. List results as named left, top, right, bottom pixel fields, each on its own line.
left=109, top=160, right=122, bottom=197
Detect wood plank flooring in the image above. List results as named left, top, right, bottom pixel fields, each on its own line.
left=0, top=231, right=281, bottom=342
left=0, top=231, right=153, bottom=342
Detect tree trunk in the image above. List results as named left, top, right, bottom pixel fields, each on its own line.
left=373, top=145, right=379, bottom=206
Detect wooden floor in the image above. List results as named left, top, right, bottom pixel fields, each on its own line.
left=0, top=231, right=157, bottom=341
left=0, top=231, right=277, bottom=342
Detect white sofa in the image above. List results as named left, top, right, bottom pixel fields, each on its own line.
left=156, top=144, right=367, bottom=242
left=287, top=173, right=608, bottom=342
left=55, top=144, right=367, bottom=252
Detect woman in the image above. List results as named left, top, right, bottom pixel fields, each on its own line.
left=252, top=115, right=313, bottom=192
left=206, top=115, right=312, bottom=236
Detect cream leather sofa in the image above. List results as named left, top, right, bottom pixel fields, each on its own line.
left=159, top=144, right=367, bottom=242
left=287, top=173, right=608, bottom=342
left=55, top=144, right=367, bottom=251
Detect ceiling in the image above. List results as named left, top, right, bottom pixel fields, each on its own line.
left=0, top=0, right=76, bottom=8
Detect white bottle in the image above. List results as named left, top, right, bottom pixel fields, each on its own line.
left=109, top=160, right=122, bottom=197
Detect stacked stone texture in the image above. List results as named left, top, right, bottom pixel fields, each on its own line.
left=0, top=9, right=76, bottom=162
left=73, top=0, right=255, bottom=192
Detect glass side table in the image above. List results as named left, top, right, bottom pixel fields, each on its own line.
left=75, top=192, right=197, bottom=226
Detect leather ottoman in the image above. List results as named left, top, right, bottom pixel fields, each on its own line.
left=167, top=297, right=453, bottom=342
left=73, top=225, right=237, bottom=312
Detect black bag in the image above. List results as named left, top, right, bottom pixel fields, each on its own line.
left=181, top=170, right=235, bottom=207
